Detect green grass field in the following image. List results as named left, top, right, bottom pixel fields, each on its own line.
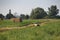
left=0, top=19, right=41, bottom=27
left=0, top=19, right=60, bottom=40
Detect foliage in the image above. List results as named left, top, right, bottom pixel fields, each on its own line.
left=6, top=9, right=15, bottom=19
left=6, top=14, right=15, bottom=19
left=20, top=14, right=26, bottom=19
left=25, top=15, right=29, bottom=19
left=0, top=14, right=4, bottom=20
left=30, top=7, right=47, bottom=19
left=48, top=5, right=59, bottom=18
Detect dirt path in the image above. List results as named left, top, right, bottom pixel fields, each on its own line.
left=0, top=24, right=36, bottom=32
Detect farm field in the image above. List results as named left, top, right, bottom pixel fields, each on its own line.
left=0, top=19, right=60, bottom=40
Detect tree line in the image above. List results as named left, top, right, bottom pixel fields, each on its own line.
left=30, top=5, right=59, bottom=19
left=0, top=9, right=29, bottom=20
left=0, top=5, right=60, bottom=20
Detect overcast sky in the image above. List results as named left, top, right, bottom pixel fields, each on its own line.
left=0, top=0, right=60, bottom=16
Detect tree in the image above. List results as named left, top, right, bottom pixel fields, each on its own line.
left=48, top=5, right=59, bottom=18
left=6, top=9, right=15, bottom=19
left=25, top=15, right=29, bottom=19
left=0, top=14, right=4, bottom=20
left=20, top=14, right=26, bottom=19
left=30, top=7, right=47, bottom=19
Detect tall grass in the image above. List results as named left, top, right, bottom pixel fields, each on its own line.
left=0, top=19, right=60, bottom=40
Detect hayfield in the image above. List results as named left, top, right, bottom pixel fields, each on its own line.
left=0, top=19, right=60, bottom=40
